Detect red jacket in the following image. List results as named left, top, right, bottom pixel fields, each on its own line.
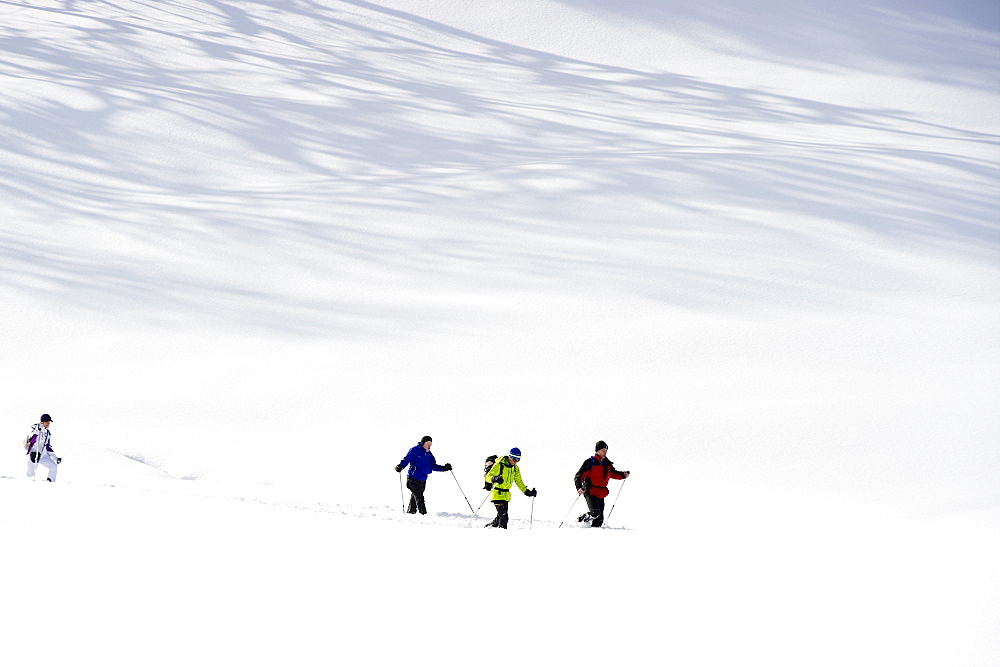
left=574, top=454, right=625, bottom=498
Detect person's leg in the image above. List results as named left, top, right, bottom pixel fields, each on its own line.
left=494, top=500, right=509, bottom=529
left=40, top=452, right=58, bottom=482
left=579, top=494, right=599, bottom=522
left=488, top=500, right=501, bottom=527
left=589, top=496, right=606, bottom=527
left=406, top=477, right=420, bottom=513
left=407, top=477, right=428, bottom=514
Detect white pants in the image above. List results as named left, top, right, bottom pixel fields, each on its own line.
left=27, top=451, right=58, bottom=482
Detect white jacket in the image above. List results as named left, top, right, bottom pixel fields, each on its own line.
left=26, top=423, right=54, bottom=455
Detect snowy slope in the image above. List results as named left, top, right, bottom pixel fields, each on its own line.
left=1, top=1, right=998, bottom=664
left=2, top=452, right=997, bottom=667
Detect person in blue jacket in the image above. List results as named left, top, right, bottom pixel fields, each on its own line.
left=395, top=436, right=452, bottom=514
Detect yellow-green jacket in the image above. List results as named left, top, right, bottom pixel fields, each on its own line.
left=485, top=456, right=528, bottom=501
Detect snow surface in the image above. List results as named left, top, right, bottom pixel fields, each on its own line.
left=1, top=1, right=998, bottom=665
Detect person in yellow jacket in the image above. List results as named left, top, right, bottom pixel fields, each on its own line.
left=484, top=447, right=536, bottom=529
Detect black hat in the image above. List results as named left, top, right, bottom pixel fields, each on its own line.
left=420, top=436, right=433, bottom=444
left=40, top=414, right=53, bottom=422
left=595, top=440, right=608, bottom=452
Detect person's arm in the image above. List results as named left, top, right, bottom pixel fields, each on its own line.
left=428, top=452, right=447, bottom=473
left=574, top=459, right=593, bottom=493
left=514, top=466, right=528, bottom=493
left=484, top=462, right=499, bottom=489
left=26, top=427, right=41, bottom=461
left=395, top=447, right=415, bottom=472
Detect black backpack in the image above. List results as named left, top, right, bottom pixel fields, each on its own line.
left=483, top=454, right=498, bottom=490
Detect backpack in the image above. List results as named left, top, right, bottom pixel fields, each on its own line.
left=23, top=433, right=32, bottom=451
left=483, top=454, right=498, bottom=490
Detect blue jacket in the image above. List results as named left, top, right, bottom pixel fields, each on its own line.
left=399, top=444, right=443, bottom=481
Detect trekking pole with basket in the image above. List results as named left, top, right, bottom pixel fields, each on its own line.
left=558, top=494, right=581, bottom=528
left=450, top=470, right=475, bottom=514
left=605, top=477, right=628, bottom=526
left=398, top=470, right=407, bottom=513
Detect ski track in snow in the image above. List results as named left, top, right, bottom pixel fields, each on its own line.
left=1, top=472, right=630, bottom=531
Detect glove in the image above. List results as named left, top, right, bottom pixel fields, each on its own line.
left=29, top=452, right=40, bottom=463
left=491, top=475, right=503, bottom=483
left=394, top=465, right=403, bottom=473
left=524, top=488, right=537, bottom=497
left=621, top=470, right=630, bottom=477
left=441, top=463, right=453, bottom=472
left=484, top=482, right=493, bottom=490
left=56, top=457, right=62, bottom=464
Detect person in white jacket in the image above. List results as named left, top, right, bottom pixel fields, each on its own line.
left=25, top=414, right=60, bottom=482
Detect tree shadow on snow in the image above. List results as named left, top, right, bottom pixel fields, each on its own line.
left=0, top=0, right=996, bottom=338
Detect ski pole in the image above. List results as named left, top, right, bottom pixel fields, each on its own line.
left=451, top=470, right=475, bottom=514
left=399, top=471, right=407, bottom=513
left=530, top=495, right=535, bottom=530
left=558, top=494, right=581, bottom=528
left=476, top=492, right=492, bottom=514
left=605, top=478, right=628, bottom=525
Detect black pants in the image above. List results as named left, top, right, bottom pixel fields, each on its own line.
left=580, top=494, right=605, bottom=527
left=490, top=500, right=509, bottom=529
left=406, top=477, right=427, bottom=514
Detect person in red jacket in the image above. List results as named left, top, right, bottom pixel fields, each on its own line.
left=575, top=441, right=629, bottom=527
